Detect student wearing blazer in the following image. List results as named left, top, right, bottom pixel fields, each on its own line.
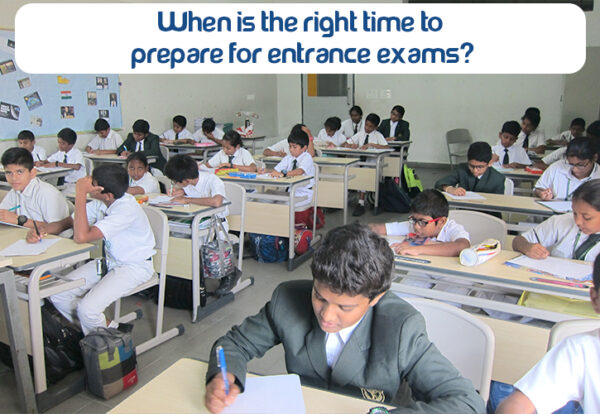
left=117, top=119, right=166, bottom=171
left=378, top=105, right=410, bottom=141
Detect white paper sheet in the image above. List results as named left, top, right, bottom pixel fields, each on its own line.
left=0, top=238, right=60, bottom=256
left=443, top=191, right=486, bottom=200
left=223, top=374, right=306, bottom=414
left=537, top=200, right=572, bottom=213
left=505, top=255, right=593, bottom=281
left=35, top=166, right=66, bottom=172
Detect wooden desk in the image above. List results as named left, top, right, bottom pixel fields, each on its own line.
left=160, top=142, right=219, bottom=161
left=109, top=358, right=394, bottom=414
left=0, top=166, right=71, bottom=183
left=241, top=135, right=266, bottom=154
left=83, top=153, right=157, bottom=166
left=444, top=192, right=555, bottom=218
left=496, top=168, right=541, bottom=182
left=321, top=148, right=393, bottom=214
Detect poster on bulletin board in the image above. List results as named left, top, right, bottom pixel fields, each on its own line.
left=0, top=30, right=122, bottom=140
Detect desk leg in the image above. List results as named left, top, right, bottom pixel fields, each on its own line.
left=287, top=183, right=296, bottom=271
left=0, top=269, right=37, bottom=414
left=373, top=154, right=384, bottom=215
left=191, top=214, right=202, bottom=323
left=343, top=164, right=349, bottom=225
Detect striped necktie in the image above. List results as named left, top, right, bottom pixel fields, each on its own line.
left=502, top=148, right=509, bottom=165
left=57, top=153, right=68, bottom=186
left=573, top=234, right=600, bottom=260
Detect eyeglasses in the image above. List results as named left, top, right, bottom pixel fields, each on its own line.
left=568, top=160, right=591, bottom=170
left=408, top=216, right=443, bottom=227
left=467, top=163, right=488, bottom=170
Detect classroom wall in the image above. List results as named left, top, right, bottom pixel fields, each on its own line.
left=562, top=47, right=600, bottom=127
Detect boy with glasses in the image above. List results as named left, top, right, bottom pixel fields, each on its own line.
left=435, top=141, right=505, bottom=196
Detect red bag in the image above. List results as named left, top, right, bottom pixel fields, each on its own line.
left=294, top=207, right=325, bottom=230
left=294, top=226, right=312, bottom=255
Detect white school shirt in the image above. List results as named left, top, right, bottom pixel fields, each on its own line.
left=534, top=159, right=600, bottom=200
left=274, top=151, right=315, bottom=209
left=183, top=172, right=228, bottom=218
left=346, top=130, right=387, bottom=147
left=129, top=172, right=160, bottom=194
left=491, top=143, right=531, bottom=168
left=522, top=213, right=600, bottom=261
left=325, top=317, right=362, bottom=367
left=515, top=329, right=600, bottom=414
left=191, top=127, right=224, bottom=144
left=385, top=219, right=471, bottom=243
left=87, top=129, right=123, bottom=151
left=31, top=145, right=46, bottom=162
left=542, top=147, right=566, bottom=165
left=84, top=194, right=155, bottom=268
left=47, top=147, right=86, bottom=183
left=207, top=147, right=255, bottom=168
left=548, top=130, right=574, bottom=144
left=515, top=129, right=545, bottom=148
left=315, top=128, right=346, bottom=147
left=159, top=128, right=193, bottom=140
left=0, top=177, right=69, bottom=223
left=341, top=118, right=364, bottom=138
left=266, top=139, right=291, bottom=156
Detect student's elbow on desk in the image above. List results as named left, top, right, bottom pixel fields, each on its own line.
left=495, top=390, right=536, bottom=414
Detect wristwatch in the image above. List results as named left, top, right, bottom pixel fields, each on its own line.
left=367, top=408, right=390, bottom=414
left=55, top=161, right=59, bottom=167
left=282, top=170, right=287, bottom=177
left=17, top=215, right=27, bottom=226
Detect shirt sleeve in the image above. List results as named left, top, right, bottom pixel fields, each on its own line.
left=542, top=147, right=566, bottom=165
left=385, top=221, right=411, bottom=236
left=0, top=191, right=16, bottom=210
left=69, top=150, right=85, bottom=167
left=274, top=156, right=290, bottom=173
left=46, top=152, right=60, bottom=163
left=534, top=165, right=555, bottom=190
left=442, top=222, right=470, bottom=242
left=207, top=151, right=222, bottom=168
left=435, top=170, right=460, bottom=190
left=87, top=136, right=101, bottom=150
left=521, top=214, right=562, bottom=247
left=374, top=132, right=388, bottom=145
left=515, top=148, right=532, bottom=165
left=208, top=175, right=227, bottom=198
left=241, top=149, right=255, bottom=165
left=41, top=189, right=70, bottom=223
left=93, top=203, right=134, bottom=241
left=347, top=132, right=360, bottom=145
left=297, top=154, right=314, bottom=176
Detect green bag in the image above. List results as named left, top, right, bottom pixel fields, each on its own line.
left=402, top=165, right=423, bottom=197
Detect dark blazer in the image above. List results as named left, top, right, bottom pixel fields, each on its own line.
left=207, top=280, right=485, bottom=413
left=116, top=132, right=166, bottom=171
left=378, top=119, right=410, bottom=141
left=435, top=163, right=505, bottom=194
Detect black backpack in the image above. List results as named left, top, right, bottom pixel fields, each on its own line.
left=378, top=177, right=412, bottom=213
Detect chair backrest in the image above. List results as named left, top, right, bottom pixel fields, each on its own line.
left=159, top=145, right=169, bottom=162
left=155, top=175, right=172, bottom=195
left=83, top=157, right=94, bottom=175
left=446, top=128, right=473, bottom=145
left=405, top=297, right=495, bottom=402
left=141, top=205, right=169, bottom=276
left=503, top=177, right=514, bottom=196
left=223, top=181, right=246, bottom=271
left=448, top=209, right=507, bottom=246
left=548, top=319, right=600, bottom=350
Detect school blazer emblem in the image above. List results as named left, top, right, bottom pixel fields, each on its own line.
left=361, top=387, right=385, bottom=402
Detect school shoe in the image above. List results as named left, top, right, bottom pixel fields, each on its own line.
left=352, top=204, right=366, bottom=217
left=215, top=270, right=241, bottom=297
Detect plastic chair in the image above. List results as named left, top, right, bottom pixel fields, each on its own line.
left=448, top=209, right=507, bottom=246
left=405, top=297, right=495, bottom=402
left=223, top=182, right=246, bottom=272
left=503, top=177, right=514, bottom=196
left=159, top=144, right=170, bottom=163
left=155, top=175, right=172, bottom=195
left=82, top=157, right=94, bottom=176
left=446, top=129, right=473, bottom=168
left=113, top=205, right=184, bottom=354
left=548, top=319, right=600, bottom=350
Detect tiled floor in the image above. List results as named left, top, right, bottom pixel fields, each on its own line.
left=0, top=166, right=450, bottom=413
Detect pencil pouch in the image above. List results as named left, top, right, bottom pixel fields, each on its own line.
left=459, top=239, right=501, bottom=267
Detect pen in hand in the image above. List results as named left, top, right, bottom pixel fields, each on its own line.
left=216, top=346, right=229, bottom=395
left=32, top=220, right=42, bottom=242
left=8, top=205, right=20, bottom=212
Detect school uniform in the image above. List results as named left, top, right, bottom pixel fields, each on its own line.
left=117, top=132, right=166, bottom=171
left=548, top=130, right=575, bottom=145
left=191, top=127, right=224, bottom=144
left=542, top=147, right=566, bottom=166
left=50, top=194, right=156, bottom=335
left=516, top=129, right=545, bottom=148
left=386, top=219, right=470, bottom=243
left=47, top=147, right=86, bottom=183
left=315, top=128, right=346, bottom=147
left=346, top=130, right=387, bottom=147
left=183, top=172, right=228, bottom=219
left=207, top=147, right=255, bottom=168
left=435, top=163, right=505, bottom=194
left=87, top=129, right=123, bottom=151
left=207, top=280, right=484, bottom=413
left=265, top=139, right=291, bottom=156
left=159, top=128, right=193, bottom=141
left=534, top=159, right=600, bottom=200
left=30, top=145, right=46, bottom=162
left=274, top=151, right=315, bottom=209
left=515, top=329, right=600, bottom=414
left=378, top=119, right=411, bottom=141
left=129, top=172, right=160, bottom=194
left=341, top=118, right=364, bottom=138
left=491, top=143, right=531, bottom=168
left=0, top=177, right=69, bottom=223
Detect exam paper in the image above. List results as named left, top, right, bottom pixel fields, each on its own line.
left=537, top=200, right=572, bottom=213
left=505, top=255, right=592, bottom=281
left=443, top=191, right=486, bottom=200
left=223, top=374, right=306, bottom=414
left=0, top=238, right=60, bottom=256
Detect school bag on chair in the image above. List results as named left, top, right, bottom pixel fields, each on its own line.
left=401, top=165, right=423, bottom=198
left=201, top=215, right=241, bottom=297
left=378, top=177, right=412, bottom=213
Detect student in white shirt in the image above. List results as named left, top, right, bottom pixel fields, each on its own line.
left=0, top=148, right=70, bottom=229
left=192, top=118, right=225, bottom=145
left=28, top=165, right=156, bottom=334
left=86, top=118, right=123, bottom=154
left=340, top=105, right=364, bottom=138
left=263, top=124, right=316, bottom=158
left=205, top=130, right=256, bottom=172
left=17, top=130, right=46, bottom=164
left=40, top=128, right=86, bottom=187
left=516, top=108, right=545, bottom=153
left=126, top=152, right=160, bottom=195
left=491, top=121, right=531, bottom=169
left=496, top=255, right=600, bottom=414
left=546, top=117, right=586, bottom=147
left=534, top=137, right=600, bottom=201
left=315, top=117, right=346, bottom=148
left=159, top=115, right=194, bottom=144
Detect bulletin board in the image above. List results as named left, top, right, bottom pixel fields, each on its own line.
left=0, top=30, right=122, bottom=140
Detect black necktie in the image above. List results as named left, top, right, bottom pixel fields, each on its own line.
left=353, top=124, right=358, bottom=134
left=292, top=159, right=297, bottom=170
left=573, top=234, right=600, bottom=260
left=228, top=155, right=234, bottom=166
left=175, top=132, right=179, bottom=140
left=365, top=134, right=370, bottom=145
left=523, top=134, right=530, bottom=149
left=57, top=153, right=68, bottom=186
left=502, top=148, right=509, bottom=165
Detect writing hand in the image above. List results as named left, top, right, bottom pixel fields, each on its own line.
left=170, top=188, right=185, bottom=197
left=26, top=226, right=47, bottom=243
left=205, top=373, right=240, bottom=414
left=0, top=210, right=18, bottom=225
left=538, top=188, right=553, bottom=200
left=525, top=243, right=550, bottom=260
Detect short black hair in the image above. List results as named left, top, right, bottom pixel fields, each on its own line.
left=94, top=118, right=110, bottom=132
left=391, top=105, right=405, bottom=116
left=586, top=120, right=600, bottom=139
left=17, top=130, right=35, bottom=141
left=502, top=121, right=521, bottom=138
left=173, top=115, right=187, bottom=128
left=92, top=164, right=129, bottom=199
left=365, top=113, right=381, bottom=127
left=311, top=223, right=393, bottom=300
left=126, top=151, right=149, bottom=168
left=202, top=118, right=216, bottom=133
left=524, top=107, right=540, bottom=117
left=570, top=117, right=586, bottom=128
left=467, top=141, right=492, bottom=163
left=593, top=255, right=600, bottom=293
left=222, top=130, right=243, bottom=147
left=349, top=105, right=363, bottom=116
left=132, top=119, right=150, bottom=134
left=572, top=179, right=600, bottom=212
left=164, top=154, right=199, bottom=182
left=410, top=189, right=449, bottom=219
left=1, top=147, right=34, bottom=170
left=324, top=117, right=341, bottom=131
left=566, top=137, right=596, bottom=161
left=57, top=128, right=77, bottom=145
left=522, top=112, right=541, bottom=128
left=287, top=128, right=309, bottom=148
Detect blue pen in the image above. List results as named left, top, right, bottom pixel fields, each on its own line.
left=8, top=205, right=20, bottom=212
left=216, top=346, right=229, bottom=395
left=123, top=144, right=127, bottom=152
